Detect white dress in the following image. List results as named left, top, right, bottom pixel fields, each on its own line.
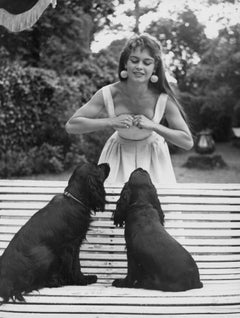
left=98, top=85, right=176, bottom=186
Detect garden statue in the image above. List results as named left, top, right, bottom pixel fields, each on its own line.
left=183, top=128, right=227, bottom=170
left=195, top=129, right=215, bottom=155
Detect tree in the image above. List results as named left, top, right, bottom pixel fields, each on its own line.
left=105, top=0, right=162, bottom=35
left=146, top=8, right=208, bottom=89
left=0, top=0, right=125, bottom=176
left=0, top=0, right=119, bottom=72
left=124, top=0, right=162, bottom=34
left=182, top=23, right=240, bottom=140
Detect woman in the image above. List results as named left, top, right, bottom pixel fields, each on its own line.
left=65, top=33, right=193, bottom=185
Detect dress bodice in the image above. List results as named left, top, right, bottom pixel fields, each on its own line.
left=102, top=85, right=168, bottom=141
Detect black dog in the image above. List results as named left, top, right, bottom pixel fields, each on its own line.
left=0, top=162, right=110, bottom=303
left=112, top=168, right=203, bottom=291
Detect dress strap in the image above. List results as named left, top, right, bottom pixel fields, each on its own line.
left=101, top=85, right=115, bottom=118
left=152, top=93, right=168, bottom=123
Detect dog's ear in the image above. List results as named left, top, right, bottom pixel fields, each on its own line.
left=150, top=190, right=165, bottom=225
left=113, top=182, right=131, bottom=227
left=87, top=174, right=107, bottom=212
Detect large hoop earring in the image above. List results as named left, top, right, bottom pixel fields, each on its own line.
left=120, top=70, right=128, bottom=79
left=150, top=74, right=159, bottom=83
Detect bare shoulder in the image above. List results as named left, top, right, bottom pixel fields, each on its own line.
left=108, top=82, right=122, bottom=98
left=70, top=88, right=106, bottom=119
left=90, top=87, right=104, bottom=103
left=165, top=95, right=179, bottom=114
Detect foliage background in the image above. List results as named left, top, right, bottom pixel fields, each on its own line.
left=0, top=0, right=239, bottom=177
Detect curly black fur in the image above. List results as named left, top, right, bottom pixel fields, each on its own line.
left=0, top=163, right=110, bottom=303
left=112, top=168, right=203, bottom=291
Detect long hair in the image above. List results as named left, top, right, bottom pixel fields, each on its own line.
left=118, top=33, right=187, bottom=120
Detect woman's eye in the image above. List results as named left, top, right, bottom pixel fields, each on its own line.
left=129, top=58, right=154, bottom=66
left=130, top=58, right=138, bottom=63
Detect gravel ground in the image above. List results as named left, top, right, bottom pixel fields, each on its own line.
left=171, top=142, right=240, bottom=183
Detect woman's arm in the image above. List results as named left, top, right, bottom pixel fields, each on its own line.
left=133, top=97, right=194, bottom=150
left=159, top=97, right=193, bottom=150
left=65, top=89, right=134, bottom=134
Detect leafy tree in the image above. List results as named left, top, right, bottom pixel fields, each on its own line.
left=206, top=0, right=238, bottom=3
left=183, top=24, right=240, bottom=140
left=146, top=8, right=208, bottom=89
left=124, top=0, right=162, bottom=34
left=0, top=0, right=119, bottom=72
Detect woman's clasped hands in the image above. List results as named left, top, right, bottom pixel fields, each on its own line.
left=111, top=114, right=154, bottom=130
left=133, top=115, right=155, bottom=130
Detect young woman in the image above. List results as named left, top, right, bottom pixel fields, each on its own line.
left=65, top=33, right=193, bottom=185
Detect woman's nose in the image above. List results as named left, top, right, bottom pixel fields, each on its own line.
left=135, top=62, right=144, bottom=69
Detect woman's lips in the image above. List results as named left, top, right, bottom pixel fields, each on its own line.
left=133, top=72, right=144, bottom=77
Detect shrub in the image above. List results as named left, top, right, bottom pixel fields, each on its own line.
left=0, top=143, right=64, bottom=177
left=0, top=63, right=72, bottom=152
left=0, top=55, right=118, bottom=177
left=64, top=142, right=88, bottom=169
left=233, top=100, right=240, bottom=127
left=80, top=129, right=113, bottom=163
left=0, top=62, right=85, bottom=176
left=179, top=87, right=235, bottom=142
left=29, top=143, right=64, bottom=174
left=0, top=149, right=33, bottom=178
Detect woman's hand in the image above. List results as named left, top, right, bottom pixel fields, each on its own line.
left=133, top=115, right=154, bottom=130
left=110, top=114, right=134, bottom=129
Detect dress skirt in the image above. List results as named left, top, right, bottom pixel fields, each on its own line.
left=98, top=131, right=176, bottom=186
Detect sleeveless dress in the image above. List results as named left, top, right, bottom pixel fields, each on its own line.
left=98, top=85, right=176, bottom=186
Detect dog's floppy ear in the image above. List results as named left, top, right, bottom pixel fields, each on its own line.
left=113, top=182, right=131, bottom=227
left=150, top=189, right=165, bottom=226
left=87, top=174, right=107, bottom=212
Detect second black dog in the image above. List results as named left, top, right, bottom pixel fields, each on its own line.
left=112, top=168, right=203, bottom=291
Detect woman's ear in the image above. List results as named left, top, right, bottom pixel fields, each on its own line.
left=113, top=182, right=131, bottom=227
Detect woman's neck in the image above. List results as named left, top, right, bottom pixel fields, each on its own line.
left=122, top=80, right=149, bottom=99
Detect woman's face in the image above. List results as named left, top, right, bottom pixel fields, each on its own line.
left=125, top=47, right=155, bottom=83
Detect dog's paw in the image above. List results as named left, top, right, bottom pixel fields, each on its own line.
left=45, top=277, right=62, bottom=288
left=112, top=278, right=121, bottom=287
left=77, top=274, right=97, bottom=285
left=86, top=275, right=97, bottom=285
left=112, top=278, right=128, bottom=288
left=114, top=220, right=124, bottom=227
left=14, top=293, right=26, bottom=302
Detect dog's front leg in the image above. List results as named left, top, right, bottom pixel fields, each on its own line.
left=112, top=250, right=139, bottom=288
left=49, top=245, right=97, bottom=286
left=72, top=249, right=97, bottom=285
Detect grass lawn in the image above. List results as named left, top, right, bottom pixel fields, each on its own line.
left=172, top=142, right=240, bottom=183
left=15, top=142, right=240, bottom=183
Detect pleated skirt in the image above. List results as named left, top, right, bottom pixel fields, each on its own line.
left=98, top=131, right=176, bottom=186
